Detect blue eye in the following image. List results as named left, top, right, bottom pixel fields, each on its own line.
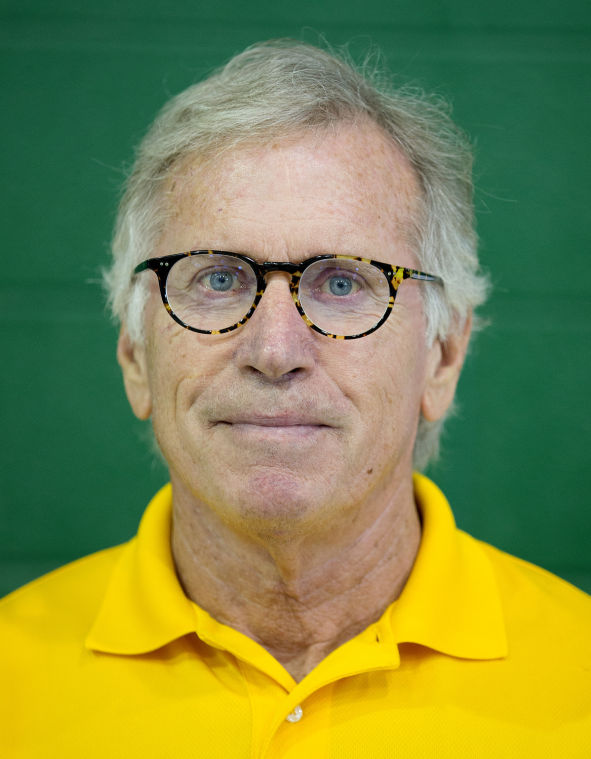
left=208, top=271, right=235, bottom=291
left=328, top=275, right=354, bottom=296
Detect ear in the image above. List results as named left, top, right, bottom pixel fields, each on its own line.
left=421, top=313, right=472, bottom=422
left=116, top=325, right=152, bottom=420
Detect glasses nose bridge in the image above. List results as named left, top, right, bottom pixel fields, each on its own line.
left=256, top=260, right=302, bottom=298
left=258, top=260, right=300, bottom=279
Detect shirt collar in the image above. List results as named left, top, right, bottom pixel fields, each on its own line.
left=85, top=484, right=196, bottom=654
left=86, top=476, right=507, bottom=661
left=383, top=473, right=507, bottom=660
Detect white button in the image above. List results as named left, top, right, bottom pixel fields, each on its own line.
left=286, top=705, right=303, bottom=723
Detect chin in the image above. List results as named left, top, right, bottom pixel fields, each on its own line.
left=232, top=471, right=326, bottom=537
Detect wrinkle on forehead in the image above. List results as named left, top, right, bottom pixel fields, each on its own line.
left=157, top=121, right=422, bottom=261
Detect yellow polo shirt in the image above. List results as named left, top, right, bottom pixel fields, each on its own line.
left=1, top=475, right=590, bottom=757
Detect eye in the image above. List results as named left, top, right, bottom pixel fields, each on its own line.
left=316, top=269, right=362, bottom=297
left=206, top=270, right=236, bottom=291
left=197, top=267, right=244, bottom=293
left=326, top=274, right=356, bottom=296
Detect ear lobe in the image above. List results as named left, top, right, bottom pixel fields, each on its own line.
left=116, top=326, right=152, bottom=420
left=421, top=313, right=472, bottom=423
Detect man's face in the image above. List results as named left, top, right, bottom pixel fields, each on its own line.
left=122, top=123, right=452, bottom=539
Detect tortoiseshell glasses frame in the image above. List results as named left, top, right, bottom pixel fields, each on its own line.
left=134, top=250, right=444, bottom=340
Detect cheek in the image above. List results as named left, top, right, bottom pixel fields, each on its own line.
left=146, top=323, right=241, bottom=455
left=144, top=313, right=201, bottom=416
left=355, top=331, right=428, bottom=442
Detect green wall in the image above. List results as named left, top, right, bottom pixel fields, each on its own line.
left=2, top=0, right=590, bottom=595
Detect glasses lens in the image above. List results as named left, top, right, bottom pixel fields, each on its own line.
left=166, top=254, right=258, bottom=331
left=299, top=259, right=390, bottom=336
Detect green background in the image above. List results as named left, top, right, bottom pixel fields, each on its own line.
left=1, top=0, right=590, bottom=596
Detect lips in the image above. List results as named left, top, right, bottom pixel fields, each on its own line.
left=220, top=414, right=330, bottom=428
left=216, top=418, right=330, bottom=445
left=203, top=394, right=346, bottom=431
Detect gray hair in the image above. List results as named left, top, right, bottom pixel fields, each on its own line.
left=103, top=39, right=489, bottom=469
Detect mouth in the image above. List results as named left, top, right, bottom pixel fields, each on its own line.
left=214, top=414, right=333, bottom=439
left=221, top=416, right=329, bottom=428
left=224, top=415, right=327, bottom=426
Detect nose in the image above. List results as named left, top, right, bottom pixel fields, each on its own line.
left=234, top=273, right=317, bottom=381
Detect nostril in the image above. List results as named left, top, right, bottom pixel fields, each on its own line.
left=245, top=365, right=303, bottom=384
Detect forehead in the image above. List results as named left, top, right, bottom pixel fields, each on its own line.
left=156, top=121, right=421, bottom=261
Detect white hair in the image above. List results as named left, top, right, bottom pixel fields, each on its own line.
left=103, top=39, right=489, bottom=469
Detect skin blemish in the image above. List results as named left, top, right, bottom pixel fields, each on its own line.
left=366, top=468, right=373, bottom=475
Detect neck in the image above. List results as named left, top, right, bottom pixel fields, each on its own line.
left=171, top=478, right=421, bottom=682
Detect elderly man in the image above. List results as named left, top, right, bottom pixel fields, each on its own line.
left=1, top=41, right=589, bottom=757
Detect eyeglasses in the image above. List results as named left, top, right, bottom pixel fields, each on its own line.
left=134, top=250, right=444, bottom=340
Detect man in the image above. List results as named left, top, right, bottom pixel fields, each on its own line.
left=2, top=40, right=589, bottom=757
